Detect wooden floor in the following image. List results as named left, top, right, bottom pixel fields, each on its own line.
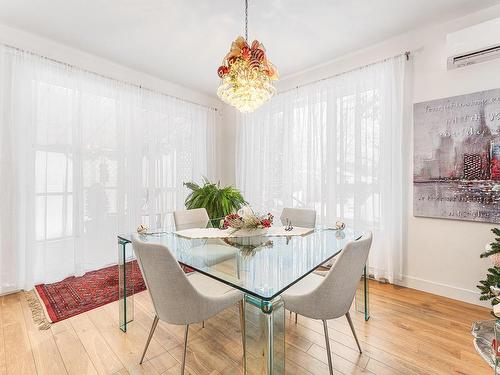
left=0, top=281, right=492, bottom=375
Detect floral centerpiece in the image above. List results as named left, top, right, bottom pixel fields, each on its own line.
left=221, top=206, right=273, bottom=236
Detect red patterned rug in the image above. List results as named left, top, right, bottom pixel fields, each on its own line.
left=35, top=261, right=146, bottom=323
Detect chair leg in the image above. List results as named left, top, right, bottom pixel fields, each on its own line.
left=202, top=320, right=205, bottom=328
left=140, top=315, right=159, bottom=364
left=238, top=300, right=246, bottom=362
left=346, top=312, right=362, bottom=353
left=295, top=312, right=298, bottom=324
left=322, top=320, right=334, bottom=374
left=181, top=324, right=190, bottom=375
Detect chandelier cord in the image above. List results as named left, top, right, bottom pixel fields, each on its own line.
left=244, top=0, right=248, bottom=41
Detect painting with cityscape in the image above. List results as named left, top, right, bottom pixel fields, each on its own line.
left=413, top=88, right=500, bottom=224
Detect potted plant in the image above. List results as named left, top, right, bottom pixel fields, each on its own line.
left=183, top=177, right=247, bottom=226
left=477, top=228, right=500, bottom=312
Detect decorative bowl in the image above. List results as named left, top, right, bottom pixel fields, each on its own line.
left=230, top=228, right=269, bottom=238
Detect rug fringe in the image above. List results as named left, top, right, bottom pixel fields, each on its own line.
left=25, top=290, right=52, bottom=330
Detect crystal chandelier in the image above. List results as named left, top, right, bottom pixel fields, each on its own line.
left=216, top=0, right=278, bottom=113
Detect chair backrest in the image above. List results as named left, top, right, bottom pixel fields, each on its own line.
left=280, top=207, right=316, bottom=228
left=173, top=208, right=210, bottom=231
left=310, top=231, right=372, bottom=320
left=132, top=236, right=203, bottom=325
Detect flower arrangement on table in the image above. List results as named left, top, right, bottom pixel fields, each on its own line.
left=220, top=206, right=273, bottom=236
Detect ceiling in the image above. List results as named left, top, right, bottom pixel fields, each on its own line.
left=0, top=0, right=499, bottom=97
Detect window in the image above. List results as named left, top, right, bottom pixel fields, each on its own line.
left=0, top=44, right=216, bottom=291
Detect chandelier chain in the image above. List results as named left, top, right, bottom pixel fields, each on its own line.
left=245, top=0, right=248, bottom=41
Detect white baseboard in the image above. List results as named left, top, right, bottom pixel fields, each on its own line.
left=0, top=289, right=21, bottom=297
left=395, top=275, right=490, bottom=308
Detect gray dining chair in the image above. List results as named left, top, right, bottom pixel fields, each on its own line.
left=132, top=236, right=244, bottom=374
left=280, top=207, right=316, bottom=323
left=173, top=207, right=238, bottom=283
left=280, top=208, right=335, bottom=271
left=281, top=232, right=372, bottom=374
left=280, top=207, right=316, bottom=228
left=173, top=208, right=210, bottom=231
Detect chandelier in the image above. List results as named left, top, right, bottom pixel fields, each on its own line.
left=216, top=0, right=278, bottom=113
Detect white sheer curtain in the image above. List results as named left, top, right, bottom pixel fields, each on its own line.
left=0, top=45, right=216, bottom=293
left=236, top=55, right=408, bottom=282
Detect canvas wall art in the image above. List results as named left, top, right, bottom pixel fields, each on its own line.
left=413, top=89, right=500, bottom=224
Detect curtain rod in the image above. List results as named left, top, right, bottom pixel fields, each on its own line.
left=278, top=51, right=411, bottom=95
left=2, top=43, right=218, bottom=112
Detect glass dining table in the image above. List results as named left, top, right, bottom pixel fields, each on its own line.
left=117, top=227, right=368, bottom=374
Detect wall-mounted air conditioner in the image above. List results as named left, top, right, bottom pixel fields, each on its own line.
left=447, top=17, right=500, bottom=70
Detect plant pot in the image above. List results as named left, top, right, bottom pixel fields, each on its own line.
left=210, top=218, right=223, bottom=228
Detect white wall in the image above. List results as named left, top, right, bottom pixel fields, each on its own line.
left=223, top=4, right=500, bottom=306
left=218, top=103, right=238, bottom=186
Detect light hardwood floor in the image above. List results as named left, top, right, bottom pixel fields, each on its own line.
left=0, top=281, right=492, bottom=375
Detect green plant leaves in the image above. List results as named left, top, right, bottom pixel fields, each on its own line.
left=480, top=228, right=500, bottom=258
left=477, top=229, right=500, bottom=306
left=183, top=177, right=247, bottom=222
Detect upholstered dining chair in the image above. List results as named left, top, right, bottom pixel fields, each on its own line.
left=280, top=207, right=316, bottom=228
left=281, top=207, right=336, bottom=278
left=280, top=207, right=316, bottom=323
left=173, top=208, right=210, bottom=231
left=281, top=232, right=372, bottom=374
left=173, top=208, right=238, bottom=282
left=132, top=236, right=245, bottom=374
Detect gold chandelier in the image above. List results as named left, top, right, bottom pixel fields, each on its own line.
left=216, top=0, right=278, bottom=113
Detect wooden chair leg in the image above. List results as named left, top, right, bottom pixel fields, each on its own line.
left=322, top=320, right=334, bottom=374
left=346, top=312, right=362, bottom=353
left=181, top=324, right=189, bottom=375
left=140, top=315, right=159, bottom=364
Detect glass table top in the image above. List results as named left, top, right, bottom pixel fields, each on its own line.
left=119, top=227, right=362, bottom=300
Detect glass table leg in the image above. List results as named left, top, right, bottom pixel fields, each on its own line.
left=243, top=295, right=285, bottom=374
left=355, top=264, right=370, bottom=321
left=118, top=238, right=134, bottom=332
